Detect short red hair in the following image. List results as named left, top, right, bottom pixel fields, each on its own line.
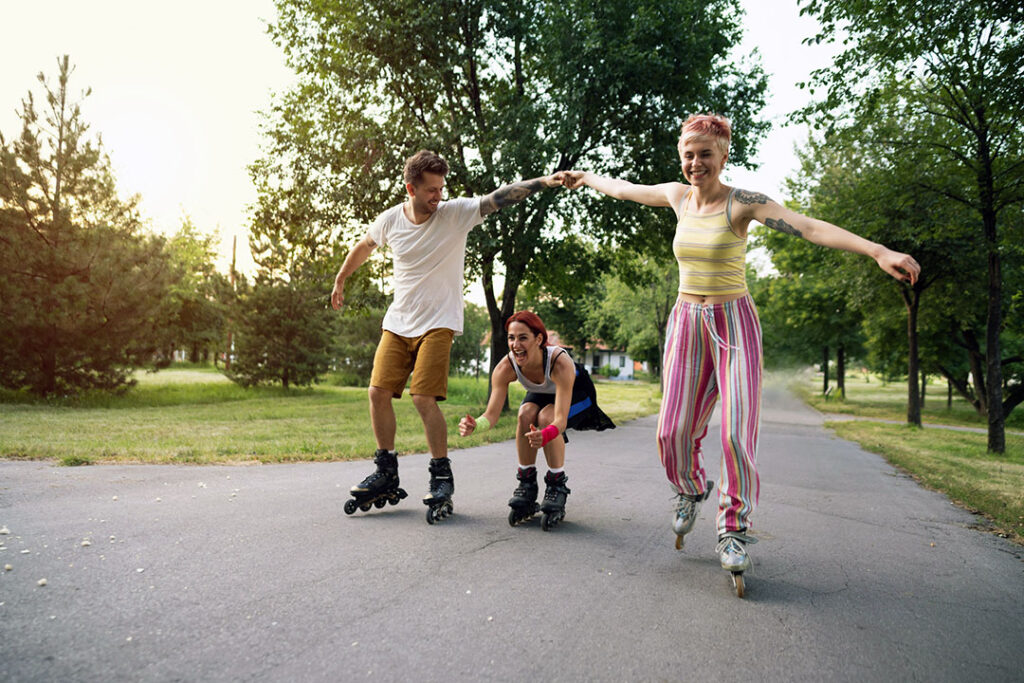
left=505, top=311, right=548, bottom=347
left=679, top=114, right=731, bottom=156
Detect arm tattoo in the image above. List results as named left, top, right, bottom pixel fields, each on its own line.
left=765, top=216, right=803, bottom=238
left=480, top=179, right=546, bottom=216
left=733, top=189, right=771, bottom=205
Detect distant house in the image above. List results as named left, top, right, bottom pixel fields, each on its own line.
left=579, top=339, right=642, bottom=381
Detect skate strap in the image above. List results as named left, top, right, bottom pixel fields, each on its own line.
left=718, top=531, right=757, bottom=545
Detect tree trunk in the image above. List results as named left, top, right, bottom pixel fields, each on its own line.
left=906, top=287, right=921, bottom=427
left=920, top=370, right=926, bottom=409
left=822, top=345, right=829, bottom=396
left=976, top=124, right=1004, bottom=453
left=947, top=379, right=952, bottom=410
left=983, top=206, right=1005, bottom=452
left=837, top=344, right=846, bottom=400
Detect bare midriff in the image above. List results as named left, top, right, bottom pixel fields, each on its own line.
left=677, top=291, right=747, bottom=305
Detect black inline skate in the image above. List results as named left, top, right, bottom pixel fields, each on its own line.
left=344, top=449, right=407, bottom=515
left=539, top=470, right=570, bottom=531
left=507, top=467, right=540, bottom=527
left=422, top=456, right=454, bottom=524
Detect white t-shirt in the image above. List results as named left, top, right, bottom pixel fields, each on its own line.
left=367, top=197, right=484, bottom=337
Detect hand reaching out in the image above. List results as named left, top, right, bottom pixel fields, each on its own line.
left=876, top=248, right=921, bottom=285
left=561, top=170, right=586, bottom=190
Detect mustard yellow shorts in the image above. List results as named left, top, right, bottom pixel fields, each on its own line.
left=370, top=328, right=455, bottom=400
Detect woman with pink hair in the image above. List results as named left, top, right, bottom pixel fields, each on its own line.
left=563, top=114, right=919, bottom=595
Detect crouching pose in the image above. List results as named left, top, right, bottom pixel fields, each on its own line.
left=459, top=311, right=614, bottom=530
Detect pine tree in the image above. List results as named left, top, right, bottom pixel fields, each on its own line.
left=0, top=56, right=173, bottom=395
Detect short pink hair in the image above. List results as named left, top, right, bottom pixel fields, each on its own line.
left=679, top=114, right=731, bottom=157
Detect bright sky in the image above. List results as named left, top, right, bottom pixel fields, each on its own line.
left=0, top=1, right=838, bottom=279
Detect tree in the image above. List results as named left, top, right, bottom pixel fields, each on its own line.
left=797, top=0, right=1024, bottom=449
left=0, top=56, right=174, bottom=395
left=585, top=254, right=677, bottom=382
left=227, top=270, right=333, bottom=389
left=450, top=301, right=490, bottom=376
left=766, top=128, right=975, bottom=425
left=155, top=218, right=229, bottom=364
left=258, top=0, right=768, bottom=376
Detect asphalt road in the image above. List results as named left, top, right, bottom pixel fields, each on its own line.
left=1, top=384, right=1022, bottom=682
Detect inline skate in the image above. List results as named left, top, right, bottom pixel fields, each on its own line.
left=507, top=466, right=540, bottom=526
left=422, top=456, right=454, bottom=524
left=539, top=471, right=570, bottom=531
left=672, top=480, right=714, bottom=549
left=717, top=531, right=757, bottom=598
left=344, top=449, right=407, bottom=515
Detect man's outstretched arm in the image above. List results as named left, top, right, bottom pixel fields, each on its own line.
left=479, top=173, right=564, bottom=217
left=331, top=234, right=377, bottom=310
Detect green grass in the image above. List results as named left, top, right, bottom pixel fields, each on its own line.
left=827, top=421, right=1024, bottom=544
left=794, top=371, right=1024, bottom=430
left=0, top=367, right=660, bottom=465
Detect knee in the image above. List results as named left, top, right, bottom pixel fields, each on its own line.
left=536, top=407, right=554, bottom=429
left=517, top=405, right=538, bottom=430
left=411, top=393, right=438, bottom=414
left=368, top=386, right=392, bottom=408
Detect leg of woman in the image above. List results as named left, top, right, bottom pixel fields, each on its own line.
left=516, top=402, right=541, bottom=467
left=710, top=295, right=763, bottom=535
left=536, top=403, right=566, bottom=469
left=657, top=299, right=719, bottom=496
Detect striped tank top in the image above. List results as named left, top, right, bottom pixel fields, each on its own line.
left=672, top=187, right=748, bottom=296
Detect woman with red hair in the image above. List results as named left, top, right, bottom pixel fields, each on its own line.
left=562, top=113, right=920, bottom=594
left=459, top=310, right=614, bottom=530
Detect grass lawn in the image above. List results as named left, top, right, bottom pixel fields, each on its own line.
left=0, top=367, right=660, bottom=466
left=795, top=371, right=1024, bottom=431
left=794, top=370, right=1024, bottom=544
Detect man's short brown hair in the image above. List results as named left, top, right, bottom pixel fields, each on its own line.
left=403, top=150, right=449, bottom=186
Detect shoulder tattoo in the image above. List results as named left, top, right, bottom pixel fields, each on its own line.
left=733, top=189, right=771, bottom=205
left=765, top=216, right=803, bottom=238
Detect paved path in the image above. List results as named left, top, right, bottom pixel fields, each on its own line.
left=1, top=385, right=1021, bottom=682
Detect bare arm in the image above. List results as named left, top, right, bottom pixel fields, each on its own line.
left=562, top=170, right=685, bottom=209
left=479, top=173, right=564, bottom=217
left=731, top=190, right=921, bottom=285
left=330, top=234, right=377, bottom=310
left=458, top=358, right=516, bottom=436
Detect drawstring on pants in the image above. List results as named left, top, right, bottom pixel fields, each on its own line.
left=700, top=304, right=738, bottom=351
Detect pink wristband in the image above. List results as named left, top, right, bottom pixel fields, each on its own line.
left=540, top=424, right=560, bottom=446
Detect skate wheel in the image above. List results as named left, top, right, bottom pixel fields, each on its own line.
left=388, top=495, right=400, bottom=506
left=675, top=534, right=684, bottom=550
left=373, top=497, right=387, bottom=509
left=541, top=512, right=552, bottom=531
left=359, top=502, right=371, bottom=512
left=732, top=572, right=745, bottom=598
left=344, top=499, right=358, bottom=515
left=426, top=507, right=436, bottom=524
left=508, top=509, right=518, bottom=527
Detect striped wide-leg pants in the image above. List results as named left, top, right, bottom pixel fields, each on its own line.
left=657, top=293, right=762, bottom=536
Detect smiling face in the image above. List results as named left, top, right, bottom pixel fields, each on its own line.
left=506, top=321, right=543, bottom=367
left=406, top=171, right=445, bottom=216
left=678, top=135, right=727, bottom=188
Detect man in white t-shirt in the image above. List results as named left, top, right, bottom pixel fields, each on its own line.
left=330, top=150, right=564, bottom=521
